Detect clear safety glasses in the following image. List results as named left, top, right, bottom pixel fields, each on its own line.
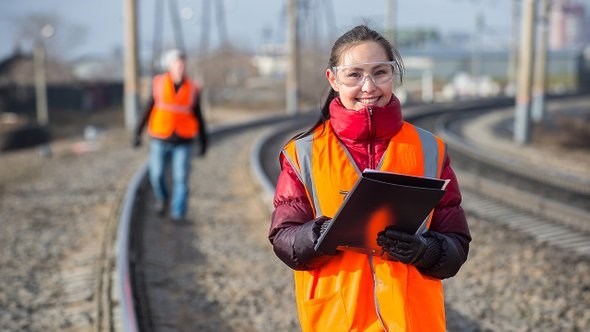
left=331, top=61, right=397, bottom=87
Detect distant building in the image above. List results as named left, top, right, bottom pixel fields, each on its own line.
left=0, top=50, right=122, bottom=114
left=71, top=56, right=123, bottom=82
left=0, top=50, right=76, bottom=87
left=252, top=43, right=287, bottom=78
left=550, top=0, right=587, bottom=50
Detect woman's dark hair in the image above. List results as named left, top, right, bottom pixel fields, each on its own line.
left=295, top=25, right=404, bottom=139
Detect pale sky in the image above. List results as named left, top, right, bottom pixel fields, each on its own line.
left=1, top=0, right=586, bottom=60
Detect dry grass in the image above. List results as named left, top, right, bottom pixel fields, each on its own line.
left=532, top=112, right=590, bottom=150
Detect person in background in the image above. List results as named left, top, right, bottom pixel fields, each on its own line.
left=268, top=25, right=471, bottom=331
left=133, top=49, right=208, bottom=223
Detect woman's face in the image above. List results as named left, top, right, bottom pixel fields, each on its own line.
left=326, top=41, right=394, bottom=110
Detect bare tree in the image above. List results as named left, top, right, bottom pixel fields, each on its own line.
left=9, top=12, right=87, bottom=60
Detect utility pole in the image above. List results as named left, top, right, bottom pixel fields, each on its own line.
left=286, top=0, right=299, bottom=115
left=385, top=0, right=397, bottom=46
left=471, top=13, right=485, bottom=79
left=215, top=0, right=229, bottom=46
left=152, top=0, right=164, bottom=74
left=34, top=24, right=55, bottom=127
left=199, top=0, right=229, bottom=54
left=322, top=0, right=336, bottom=43
left=34, top=24, right=55, bottom=157
left=507, top=0, right=520, bottom=95
left=200, top=0, right=211, bottom=54
left=123, top=0, right=139, bottom=131
left=514, top=0, right=537, bottom=144
left=532, top=0, right=549, bottom=123
left=300, top=0, right=318, bottom=46
left=34, top=41, right=51, bottom=157
left=34, top=42, right=48, bottom=126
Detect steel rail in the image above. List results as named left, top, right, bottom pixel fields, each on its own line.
left=435, top=111, right=590, bottom=196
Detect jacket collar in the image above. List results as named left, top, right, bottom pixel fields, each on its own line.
left=328, top=94, right=403, bottom=142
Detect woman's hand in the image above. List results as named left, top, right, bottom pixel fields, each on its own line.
left=377, top=228, right=427, bottom=264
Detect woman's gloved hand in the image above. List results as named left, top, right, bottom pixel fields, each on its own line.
left=377, top=228, right=442, bottom=268
left=313, top=218, right=338, bottom=255
left=293, top=216, right=338, bottom=267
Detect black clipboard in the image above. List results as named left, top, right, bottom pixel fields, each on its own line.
left=314, top=169, right=449, bottom=255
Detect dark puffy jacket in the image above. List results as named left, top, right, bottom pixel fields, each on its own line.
left=268, top=95, right=471, bottom=279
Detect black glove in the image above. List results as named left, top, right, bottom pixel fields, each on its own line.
left=293, top=216, right=337, bottom=265
left=319, top=218, right=331, bottom=236
left=132, top=135, right=142, bottom=149
left=315, top=218, right=338, bottom=256
left=377, top=228, right=441, bottom=268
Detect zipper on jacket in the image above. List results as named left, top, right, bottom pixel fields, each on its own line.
left=367, top=107, right=376, bottom=169
left=369, top=255, right=388, bottom=331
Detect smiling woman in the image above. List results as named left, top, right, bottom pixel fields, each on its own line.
left=269, top=24, right=471, bottom=332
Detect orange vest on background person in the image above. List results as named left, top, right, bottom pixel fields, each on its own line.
left=148, top=73, right=200, bottom=140
left=282, top=121, right=447, bottom=332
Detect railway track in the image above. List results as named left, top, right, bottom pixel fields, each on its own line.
left=117, top=95, right=589, bottom=331
left=430, top=99, right=590, bottom=257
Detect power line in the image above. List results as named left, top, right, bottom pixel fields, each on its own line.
left=215, top=0, right=229, bottom=46
left=199, top=0, right=229, bottom=55
left=199, top=0, right=211, bottom=54
left=168, top=0, right=186, bottom=52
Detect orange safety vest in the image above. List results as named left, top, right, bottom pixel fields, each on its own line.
left=148, top=73, right=200, bottom=139
left=282, top=120, right=447, bottom=332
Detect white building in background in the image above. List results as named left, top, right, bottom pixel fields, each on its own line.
left=252, top=44, right=287, bottom=78
left=550, top=0, right=587, bottom=50
left=72, top=56, right=123, bottom=82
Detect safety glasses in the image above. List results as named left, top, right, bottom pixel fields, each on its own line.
left=331, top=61, right=397, bottom=87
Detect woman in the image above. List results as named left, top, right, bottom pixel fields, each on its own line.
left=268, top=25, right=471, bottom=331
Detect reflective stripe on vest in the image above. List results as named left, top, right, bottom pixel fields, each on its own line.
left=282, top=120, right=447, bottom=332
left=148, top=74, right=200, bottom=139
left=282, top=134, right=324, bottom=216
left=153, top=102, right=192, bottom=114
left=417, top=126, right=443, bottom=178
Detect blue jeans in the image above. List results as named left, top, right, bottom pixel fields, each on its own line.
left=149, top=140, right=192, bottom=219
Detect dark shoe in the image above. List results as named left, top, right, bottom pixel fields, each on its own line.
left=155, top=200, right=167, bottom=216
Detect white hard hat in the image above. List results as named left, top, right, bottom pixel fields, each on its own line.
left=162, top=49, right=186, bottom=69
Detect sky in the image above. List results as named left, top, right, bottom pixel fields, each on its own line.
left=0, top=0, right=587, bottom=61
